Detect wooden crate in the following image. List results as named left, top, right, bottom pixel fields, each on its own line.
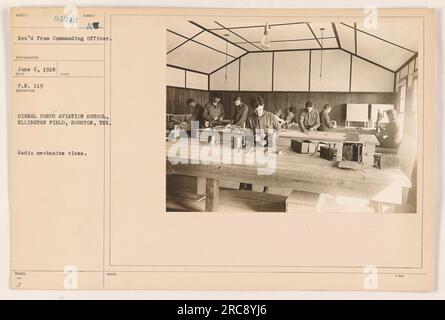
left=286, top=190, right=326, bottom=213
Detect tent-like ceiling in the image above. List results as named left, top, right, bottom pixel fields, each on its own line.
left=167, top=21, right=418, bottom=75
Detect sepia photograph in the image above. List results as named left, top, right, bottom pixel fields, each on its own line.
left=7, top=5, right=438, bottom=293
left=165, top=20, right=418, bottom=213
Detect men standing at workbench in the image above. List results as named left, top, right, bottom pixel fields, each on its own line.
left=203, top=96, right=225, bottom=126
left=175, top=98, right=204, bottom=138
left=298, top=101, right=320, bottom=132
left=240, top=96, right=281, bottom=193
left=184, top=98, right=204, bottom=128
left=245, top=96, right=281, bottom=138
left=230, top=96, right=249, bottom=127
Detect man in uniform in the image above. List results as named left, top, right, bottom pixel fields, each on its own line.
left=176, top=98, right=204, bottom=138
left=245, top=96, right=281, bottom=136
left=240, top=96, right=281, bottom=193
left=203, top=96, right=225, bottom=126
left=318, top=104, right=337, bottom=131
left=376, top=109, right=402, bottom=149
left=298, top=101, right=320, bottom=132
left=230, top=96, right=249, bottom=127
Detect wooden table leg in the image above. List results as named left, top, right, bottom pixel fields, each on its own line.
left=372, top=201, right=383, bottom=213
left=371, top=201, right=395, bottom=213
left=196, top=176, right=206, bottom=195
left=205, top=178, right=220, bottom=212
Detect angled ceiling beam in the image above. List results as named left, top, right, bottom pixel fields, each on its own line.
left=354, top=22, right=358, bottom=54
left=332, top=23, right=341, bottom=48
left=166, top=29, right=205, bottom=54
left=248, top=47, right=339, bottom=54
left=340, top=22, right=416, bottom=53
left=306, top=23, right=323, bottom=48
left=209, top=22, right=306, bottom=30
left=395, top=52, right=418, bottom=74
left=167, top=29, right=237, bottom=59
left=188, top=21, right=248, bottom=53
left=210, top=51, right=249, bottom=75
left=214, top=21, right=264, bottom=52
left=167, top=64, right=209, bottom=75
left=340, top=48, right=395, bottom=73
left=234, top=36, right=336, bottom=44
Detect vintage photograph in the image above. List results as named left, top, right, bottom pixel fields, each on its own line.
left=165, top=20, right=419, bottom=213
left=8, top=5, right=438, bottom=292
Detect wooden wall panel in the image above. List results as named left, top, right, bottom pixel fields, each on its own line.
left=166, top=86, right=209, bottom=114
left=166, top=86, right=396, bottom=125
left=210, top=90, right=396, bottom=126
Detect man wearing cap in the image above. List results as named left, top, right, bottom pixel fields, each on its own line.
left=203, top=96, right=225, bottom=125
left=230, top=96, right=249, bottom=127
left=376, top=109, right=402, bottom=149
left=298, top=101, right=320, bottom=132
left=318, top=104, right=337, bottom=131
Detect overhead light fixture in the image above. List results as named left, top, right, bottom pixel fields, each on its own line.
left=224, top=34, right=230, bottom=84
left=319, top=27, right=325, bottom=78
left=260, top=22, right=271, bottom=50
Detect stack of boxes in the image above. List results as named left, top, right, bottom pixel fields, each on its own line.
left=290, top=140, right=318, bottom=154
left=290, top=133, right=377, bottom=169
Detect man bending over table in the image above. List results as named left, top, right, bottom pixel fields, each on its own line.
left=298, top=101, right=320, bottom=132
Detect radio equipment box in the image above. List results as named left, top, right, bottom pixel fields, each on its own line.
left=319, top=145, right=337, bottom=160
left=374, top=153, right=400, bottom=169
left=291, top=140, right=317, bottom=154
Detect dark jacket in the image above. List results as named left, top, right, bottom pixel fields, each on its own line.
left=298, top=109, right=320, bottom=131
left=203, top=102, right=225, bottom=121
left=378, top=120, right=402, bottom=149
left=318, top=109, right=333, bottom=131
left=190, top=103, right=204, bottom=128
left=231, top=103, right=249, bottom=127
left=246, top=110, right=281, bottom=134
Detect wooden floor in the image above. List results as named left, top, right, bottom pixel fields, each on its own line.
left=165, top=175, right=411, bottom=213
left=167, top=187, right=288, bottom=212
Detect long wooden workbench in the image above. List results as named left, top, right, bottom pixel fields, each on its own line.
left=166, top=136, right=411, bottom=213
left=278, top=129, right=380, bottom=145
left=196, top=127, right=380, bottom=146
